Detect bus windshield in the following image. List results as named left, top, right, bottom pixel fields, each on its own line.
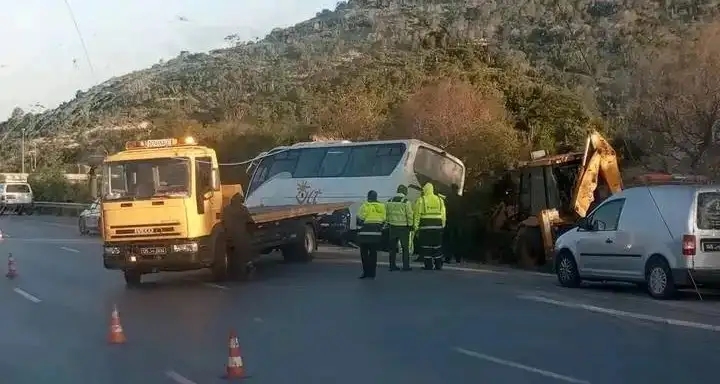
left=247, top=143, right=407, bottom=195
left=103, top=157, right=190, bottom=201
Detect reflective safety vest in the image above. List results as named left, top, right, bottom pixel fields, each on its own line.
left=413, top=194, right=446, bottom=231
left=357, top=201, right=386, bottom=237
left=385, top=193, right=413, bottom=227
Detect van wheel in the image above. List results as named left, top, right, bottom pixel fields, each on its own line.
left=555, top=250, right=581, bottom=288
left=123, top=269, right=142, bottom=287
left=645, top=256, right=676, bottom=299
left=282, top=224, right=315, bottom=263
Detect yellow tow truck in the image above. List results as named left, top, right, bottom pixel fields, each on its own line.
left=100, top=136, right=351, bottom=286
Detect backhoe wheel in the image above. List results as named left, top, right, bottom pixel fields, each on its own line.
left=515, top=226, right=543, bottom=268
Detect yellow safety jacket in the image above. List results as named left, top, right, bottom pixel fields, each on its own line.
left=413, top=183, right=446, bottom=231
left=385, top=193, right=413, bottom=227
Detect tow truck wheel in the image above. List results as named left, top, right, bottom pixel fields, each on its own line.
left=211, top=230, right=229, bottom=282
left=79, top=219, right=88, bottom=235
left=123, top=269, right=142, bottom=287
left=282, top=224, right=315, bottom=263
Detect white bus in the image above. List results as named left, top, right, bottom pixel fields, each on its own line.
left=244, top=139, right=466, bottom=245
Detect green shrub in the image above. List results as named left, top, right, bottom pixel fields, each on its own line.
left=28, top=168, right=92, bottom=202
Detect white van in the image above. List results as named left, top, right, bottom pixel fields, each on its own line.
left=0, top=182, right=34, bottom=215
left=554, top=184, right=720, bottom=299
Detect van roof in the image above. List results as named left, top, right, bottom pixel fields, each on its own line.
left=615, top=184, right=719, bottom=199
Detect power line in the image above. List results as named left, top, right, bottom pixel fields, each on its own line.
left=62, top=0, right=96, bottom=82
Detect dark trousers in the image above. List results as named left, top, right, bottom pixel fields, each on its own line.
left=388, top=226, right=411, bottom=269
left=417, top=227, right=444, bottom=270
left=360, top=243, right=378, bottom=277
left=444, top=224, right=462, bottom=263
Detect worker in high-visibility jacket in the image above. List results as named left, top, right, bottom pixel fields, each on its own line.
left=356, top=190, right=386, bottom=279
left=385, top=184, right=414, bottom=271
left=413, top=182, right=446, bottom=270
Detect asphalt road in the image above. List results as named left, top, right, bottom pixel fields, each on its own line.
left=2, top=215, right=720, bottom=383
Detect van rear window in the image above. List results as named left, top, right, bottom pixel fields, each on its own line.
left=697, top=192, right=720, bottom=230
left=6, top=184, right=30, bottom=193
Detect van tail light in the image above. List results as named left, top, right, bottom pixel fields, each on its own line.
left=682, top=234, right=696, bottom=256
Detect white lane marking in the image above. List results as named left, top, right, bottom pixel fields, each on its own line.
left=315, top=258, right=505, bottom=274
left=9, top=238, right=98, bottom=244
left=204, top=283, right=228, bottom=290
left=13, top=288, right=41, bottom=303
left=26, top=220, right=77, bottom=229
left=454, top=347, right=591, bottom=384
left=165, top=370, right=197, bottom=384
left=60, top=246, right=80, bottom=253
left=519, top=294, right=720, bottom=332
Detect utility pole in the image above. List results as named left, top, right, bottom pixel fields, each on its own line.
left=21, top=128, right=25, bottom=175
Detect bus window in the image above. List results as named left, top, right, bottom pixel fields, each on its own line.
left=294, top=148, right=327, bottom=178
left=319, top=149, right=351, bottom=177
left=345, top=143, right=406, bottom=177
left=413, top=147, right=464, bottom=196
left=247, top=150, right=298, bottom=194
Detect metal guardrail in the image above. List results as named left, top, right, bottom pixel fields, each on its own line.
left=30, top=201, right=89, bottom=217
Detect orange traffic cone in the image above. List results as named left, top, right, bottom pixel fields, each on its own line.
left=224, top=330, right=247, bottom=379
left=108, top=304, right=126, bottom=344
left=6, top=253, right=17, bottom=279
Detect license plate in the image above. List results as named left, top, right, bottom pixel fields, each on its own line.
left=702, top=242, right=720, bottom=252
left=320, top=223, right=330, bottom=227
left=139, top=247, right=167, bottom=255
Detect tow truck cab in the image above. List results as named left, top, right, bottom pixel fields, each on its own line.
left=101, top=136, right=225, bottom=275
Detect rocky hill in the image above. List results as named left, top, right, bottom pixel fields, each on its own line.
left=1, top=0, right=718, bottom=173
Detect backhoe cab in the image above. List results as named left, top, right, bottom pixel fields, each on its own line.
left=491, top=131, right=623, bottom=268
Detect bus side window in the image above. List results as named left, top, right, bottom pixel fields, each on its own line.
left=319, top=149, right=350, bottom=177
left=294, top=148, right=327, bottom=178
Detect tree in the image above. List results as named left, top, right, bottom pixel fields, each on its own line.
left=389, top=79, right=520, bottom=181
left=625, top=23, right=720, bottom=175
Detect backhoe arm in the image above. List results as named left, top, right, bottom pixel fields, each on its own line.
left=570, top=131, right=623, bottom=218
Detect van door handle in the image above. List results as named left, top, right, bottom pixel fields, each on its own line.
left=605, top=238, right=613, bottom=244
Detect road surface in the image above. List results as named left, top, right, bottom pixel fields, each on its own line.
left=1, top=215, right=720, bottom=383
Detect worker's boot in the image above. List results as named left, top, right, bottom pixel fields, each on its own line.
left=422, top=258, right=433, bottom=270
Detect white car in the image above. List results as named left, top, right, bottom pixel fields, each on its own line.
left=0, top=182, right=34, bottom=215
left=79, top=200, right=101, bottom=235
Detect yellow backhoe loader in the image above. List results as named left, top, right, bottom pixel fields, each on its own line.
left=489, top=131, right=623, bottom=267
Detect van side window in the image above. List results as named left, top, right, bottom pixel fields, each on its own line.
left=587, top=199, right=625, bottom=231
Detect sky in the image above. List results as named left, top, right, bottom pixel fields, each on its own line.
left=0, top=0, right=336, bottom=119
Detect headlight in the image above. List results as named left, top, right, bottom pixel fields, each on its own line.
left=104, top=246, right=120, bottom=255
left=172, top=243, right=198, bottom=253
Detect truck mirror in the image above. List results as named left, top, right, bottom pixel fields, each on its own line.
left=211, top=168, right=220, bottom=190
